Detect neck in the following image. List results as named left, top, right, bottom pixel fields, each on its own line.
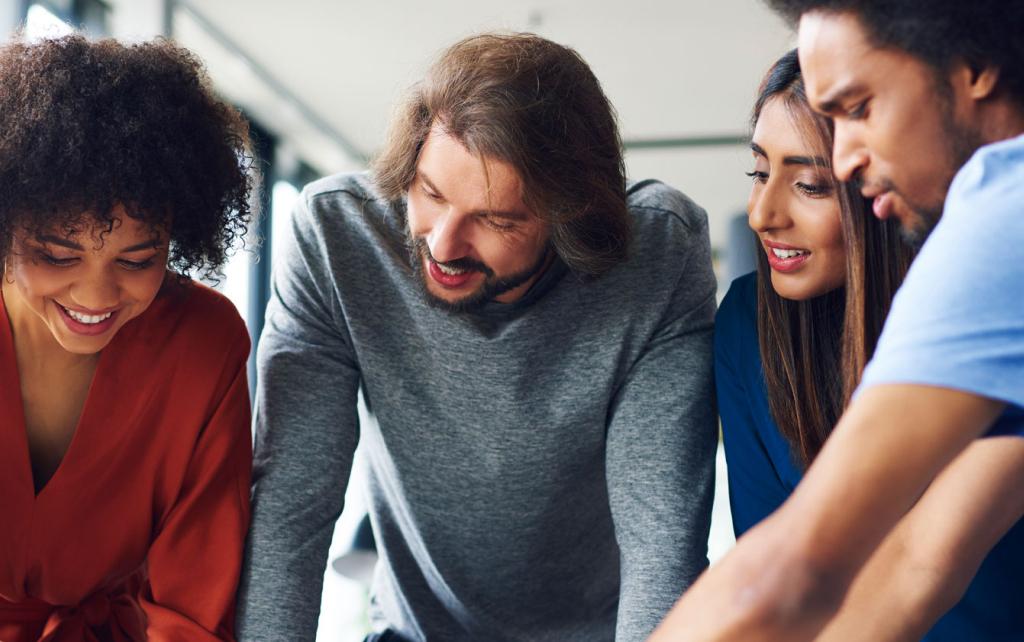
left=978, top=97, right=1024, bottom=146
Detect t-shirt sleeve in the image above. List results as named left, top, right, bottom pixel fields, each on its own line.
left=860, top=138, right=1024, bottom=415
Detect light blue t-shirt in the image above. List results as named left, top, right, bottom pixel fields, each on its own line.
left=860, top=133, right=1024, bottom=436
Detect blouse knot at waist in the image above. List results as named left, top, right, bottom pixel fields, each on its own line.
left=0, top=589, right=145, bottom=642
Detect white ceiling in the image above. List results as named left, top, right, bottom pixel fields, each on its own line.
left=162, top=0, right=795, bottom=250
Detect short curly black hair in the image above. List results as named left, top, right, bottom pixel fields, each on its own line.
left=0, top=34, right=252, bottom=278
left=765, top=1, right=1024, bottom=107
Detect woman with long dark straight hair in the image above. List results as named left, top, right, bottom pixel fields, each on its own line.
left=714, top=49, right=1024, bottom=641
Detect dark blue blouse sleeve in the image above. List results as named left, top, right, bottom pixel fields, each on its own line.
left=715, top=275, right=792, bottom=538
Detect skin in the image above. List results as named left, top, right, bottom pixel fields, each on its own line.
left=406, top=123, right=552, bottom=311
left=798, top=11, right=1003, bottom=243
left=648, top=10, right=1023, bottom=642
left=3, top=208, right=169, bottom=491
left=748, top=98, right=845, bottom=300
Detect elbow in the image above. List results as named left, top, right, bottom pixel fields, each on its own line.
left=900, top=550, right=974, bottom=628
left=732, top=539, right=852, bottom=637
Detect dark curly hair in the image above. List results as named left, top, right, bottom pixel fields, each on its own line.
left=0, top=34, right=252, bottom=278
left=765, top=1, right=1024, bottom=107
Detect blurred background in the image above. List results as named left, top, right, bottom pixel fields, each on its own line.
left=1, top=1, right=795, bottom=638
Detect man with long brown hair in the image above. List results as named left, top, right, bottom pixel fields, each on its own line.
left=238, top=32, right=718, bottom=642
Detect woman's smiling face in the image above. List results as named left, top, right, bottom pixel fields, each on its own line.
left=3, top=206, right=169, bottom=354
left=747, top=97, right=846, bottom=301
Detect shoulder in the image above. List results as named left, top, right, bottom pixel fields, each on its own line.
left=290, top=171, right=404, bottom=253
left=622, top=179, right=711, bottom=277
left=947, top=133, right=1024, bottom=219
left=151, top=280, right=250, bottom=365
left=298, top=172, right=394, bottom=226
left=626, top=179, right=708, bottom=235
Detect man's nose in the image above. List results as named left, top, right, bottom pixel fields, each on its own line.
left=426, top=211, right=471, bottom=263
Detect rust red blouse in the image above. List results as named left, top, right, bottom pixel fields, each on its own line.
left=0, top=280, right=252, bottom=641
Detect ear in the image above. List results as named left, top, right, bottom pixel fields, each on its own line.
left=967, top=62, right=1000, bottom=101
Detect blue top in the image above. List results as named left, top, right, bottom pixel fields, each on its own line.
left=717, top=272, right=1024, bottom=641
left=860, top=133, right=1024, bottom=435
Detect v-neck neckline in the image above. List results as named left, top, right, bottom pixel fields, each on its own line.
left=0, top=289, right=114, bottom=500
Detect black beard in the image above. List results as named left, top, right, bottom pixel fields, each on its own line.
left=407, top=236, right=551, bottom=314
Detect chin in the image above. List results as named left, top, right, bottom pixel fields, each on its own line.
left=770, top=273, right=825, bottom=302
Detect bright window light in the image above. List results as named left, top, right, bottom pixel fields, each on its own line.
left=271, top=179, right=301, bottom=268
left=25, top=4, right=73, bottom=41
left=220, top=236, right=252, bottom=329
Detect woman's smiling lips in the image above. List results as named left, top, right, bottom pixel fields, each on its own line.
left=54, top=300, right=121, bottom=336
left=763, top=239, right=811, bottom=273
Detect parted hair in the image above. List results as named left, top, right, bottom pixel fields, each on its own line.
left=373, top=32, right=631, bottom=277
left=0, top=34, right=252, bottom=278
left=753, top=50, right=914, bottom=466
left=766, top=0, right=1024, bottom=107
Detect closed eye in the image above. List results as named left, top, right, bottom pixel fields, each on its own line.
left=847, top=99, right=869, bottom=120
left=39, top=252, right=78, bottom=267
left=118, top=257, right=157, bottom=271
left=481, top=215, right=516, bottom=232
left=422, top=185, right=444, bottom=202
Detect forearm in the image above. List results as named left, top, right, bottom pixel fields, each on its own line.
left=813, top=523, right=950, bottom=642
left=816, top=435, right=1024, bottom=642
left=648, top=385, right=1004, bottom=642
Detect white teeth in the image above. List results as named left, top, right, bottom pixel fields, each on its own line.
left=62, top=305, right=112, bottom=324
left=772, top=248, right=808, bottom=259
left=436, top=263, right=467, bottom=275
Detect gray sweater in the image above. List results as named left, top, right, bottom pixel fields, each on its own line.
left=237, top=173, right=717, bottom=642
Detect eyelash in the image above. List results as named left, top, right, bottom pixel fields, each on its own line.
left=422, top=186, right=516, bottom=232
left=39, top=253, right=156, bottom=271
left=796, top=182, right=833, bottom=197
left=481, top=217, right=516, bottom=232
left=747, top=172, right=832, bottom=197
left=847, top=100, right=869, bottom=120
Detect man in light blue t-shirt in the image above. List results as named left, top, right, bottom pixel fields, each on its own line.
left=650, top=3, right=1024, bottom=641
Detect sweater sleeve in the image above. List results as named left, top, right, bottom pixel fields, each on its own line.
left=140, top=324, right=252, bottom=641
left=236, top=190, right=362, bottom=641
left=714, top=278, right=790, bottom=538
left=604, top=209, right=718, bottom=642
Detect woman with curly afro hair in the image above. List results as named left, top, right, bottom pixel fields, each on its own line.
left=0, top=34, right=254, bottom=641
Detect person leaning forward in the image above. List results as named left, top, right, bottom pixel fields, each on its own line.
left=237, top=32, right=718, bottom=642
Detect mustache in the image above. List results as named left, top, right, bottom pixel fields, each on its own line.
left=849, top=174, right=897, bottom=196
left=408, top=236, right=494, bottom=277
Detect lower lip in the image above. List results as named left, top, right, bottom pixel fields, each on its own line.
left=872, top=192, right=894, bottom=219
left=766, top=250, right=811, bottom=273
left=56, top=303, right=120, bottom=336
left=427, top=259, right=478, bottom=289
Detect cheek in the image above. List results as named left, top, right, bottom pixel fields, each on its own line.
left=126, top=269, right=168, bottom=306
left=812, top=215, right=847, bottom=286
left=405, top=193, right=434, bottom=237
left=10, top=260, right=68, bottom=301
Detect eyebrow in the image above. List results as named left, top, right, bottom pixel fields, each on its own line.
left=750, top=142, right=829, bottom=168
left=37, top=234, right=162, bottom=253
left=417, top=170, right=530, bottom=222
left=814, top=84, right=864, bottom=115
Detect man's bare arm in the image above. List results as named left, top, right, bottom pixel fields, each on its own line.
left=648, top=384, right=1005, bottom=642
left=815, top=436, right=1024, bottom=642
